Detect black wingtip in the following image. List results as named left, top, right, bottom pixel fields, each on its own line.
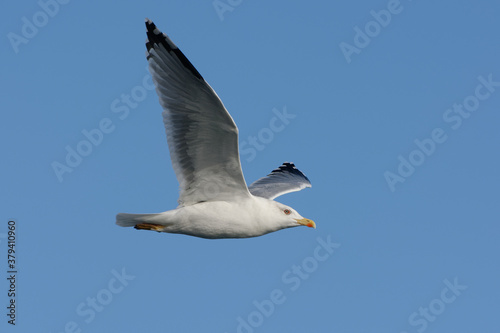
left=270, top=162, right=311, bottom=184
left=144, top=19, right=203, bottom=80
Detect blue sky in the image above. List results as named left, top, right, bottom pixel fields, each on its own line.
left=1, top=0, right=499, bottom=332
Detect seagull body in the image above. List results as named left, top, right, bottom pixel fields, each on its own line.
left=119, top=197, right=304, bottom=239
left=116, top=19, right=315, bottom=239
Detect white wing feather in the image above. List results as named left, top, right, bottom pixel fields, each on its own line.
left=145, top=19, right=251, bottom=206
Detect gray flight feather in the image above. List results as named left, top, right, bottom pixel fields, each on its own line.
left=248, top=162, right=311, bottom=200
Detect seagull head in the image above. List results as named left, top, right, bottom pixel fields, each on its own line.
left=272, top=201, right=316, bottom=229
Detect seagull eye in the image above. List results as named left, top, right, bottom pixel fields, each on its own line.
left=283, top=209, right=291, bottom=215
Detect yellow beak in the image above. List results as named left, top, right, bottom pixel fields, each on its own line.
left=295, top=218, right=316, bottom=229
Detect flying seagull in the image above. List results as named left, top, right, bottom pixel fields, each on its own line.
left=116, top=19, right=315, bottom=239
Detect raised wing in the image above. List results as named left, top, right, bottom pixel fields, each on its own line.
left=248, top=162, right=312, bottom=200
left=145, top=19, right=251, bottom=206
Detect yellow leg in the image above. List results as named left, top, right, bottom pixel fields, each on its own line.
left=134, top=223, right=164, bottom=232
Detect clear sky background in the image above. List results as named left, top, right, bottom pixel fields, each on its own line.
left=1, top=0, right=499, bottom=332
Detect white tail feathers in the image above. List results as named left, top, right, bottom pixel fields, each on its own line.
left=116, top=213, right=162, bottom=227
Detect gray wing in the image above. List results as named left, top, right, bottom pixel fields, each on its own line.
left=145, top=19, right=251, bottom=206
left=248, top=162, right=312, bottom=200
